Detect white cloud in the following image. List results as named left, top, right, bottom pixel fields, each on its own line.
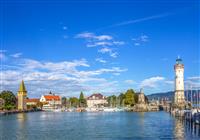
left=95, top=58, right=107, bottom=63
left=140, top=35, right=149, bottom=42
left=75, top=32, right=112, bottom=41
left=187, top=76, right=200, bottom=81
left=95, top=35, right=113, bottom=41
left=0, top=53, right=5, bottom=59
left=124, top=80, right=135, bottom=84
left=110, top=52, right=118, bottom=58
left=0, top=57, right=127, bottom=97
left=185, top=76, right=200, bottom=89
left=76, top=32, right=124, bottom=58
left=132, top=35, right=149, bottom=46
left=134, top=43, right=140, bottom=46
left=87, top=41, right=125, bottom=47
left=98, top=47, right=112, bottom=54
left=140, top=76, right=165, bottom=88
left=165, top=80, right=174, bottom=84
left=98, top=47, right=118, bottom=58
left=0, top=50, right=7, bottom=53
left=87, top=42, right=113, bottom=47
left=113, top=41, right=125, bottom=45
left=75, top=32, right=95, bottom=39
left=0, top=53, right=6, bottom=61
left=113, top=73, right=120, bottom=76
left=10, top=53, right=22, bottom=58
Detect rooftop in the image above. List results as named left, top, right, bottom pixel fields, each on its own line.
left=87, top=93, right=105, bottom=100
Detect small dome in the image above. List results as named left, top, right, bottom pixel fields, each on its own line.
left=176, top=56, right=183, bottom=64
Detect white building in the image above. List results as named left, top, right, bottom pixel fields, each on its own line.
left=174, top=57, right=185, bottom=105
left=40, top=92, right=61, bottom=110
left=87, top=93, right=108, bottom=108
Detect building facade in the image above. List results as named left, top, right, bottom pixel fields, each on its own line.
left=40, top=93, right=61, bottom=110
left=138, top=89, right=146, bottom=104
left=87, top=93, right=108, bottom=108
left=174, top=57, right=185, bottom=105
left=26, top=98, right=40, bottom=106
left=17, top=80, right=27, bottom=110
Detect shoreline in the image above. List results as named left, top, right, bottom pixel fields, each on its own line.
left=0, top=109, right=42, bottom=115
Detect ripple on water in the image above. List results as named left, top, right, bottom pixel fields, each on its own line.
left=0, top=111, right=200, bottom=140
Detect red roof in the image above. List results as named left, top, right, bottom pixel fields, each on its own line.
left=87, top=93, right=105, bottom=100
left=26, top=98, right=40, bottom=103
left=44, top=95, right=60, bottom=101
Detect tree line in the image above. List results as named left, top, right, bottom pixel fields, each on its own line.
left=62, top=92, right=87, bottom=108
left=0, top=89, right=148, bottom=110
left=107, top=89, right=148, bottom=107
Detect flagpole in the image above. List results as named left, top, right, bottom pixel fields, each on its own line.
left=198, top=89, right=199, bottom=109
left=191, top=86, right=193, bottom=108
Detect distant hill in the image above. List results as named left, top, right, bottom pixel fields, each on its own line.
left=147, top=90, right=200, bottom=101
left=147, top=91, right=173, bottom=101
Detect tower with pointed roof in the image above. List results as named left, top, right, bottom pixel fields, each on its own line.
left=17, top=80, right=27, bottom=110
left=174, top=57, right=185, bottom=106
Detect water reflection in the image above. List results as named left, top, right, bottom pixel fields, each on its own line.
left=0, top=112, right=200, bottom=140
left=174, top=119, right=185, bottom=140
left=16, top=113, right=28, bottom=140
left=174, top=117, right=200, bottom=140
left=185, top=119, right=200, bottom=137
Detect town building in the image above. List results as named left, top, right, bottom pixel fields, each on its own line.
left=174, top=57, right=185, bottom=106
left=17, top=80, right=27, bottom=110
left=138, top=89, right=146, bottom=104
left=40, top=92, right=61, bottom=110
left=26, top=98, right=40, bottom=106
left=87, top=93, right=108, bottom=108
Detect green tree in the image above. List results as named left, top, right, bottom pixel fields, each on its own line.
left=134, top=93, right=139, bottom=104
left=107, top=95, right=116, bottom=107
left=62, top=97, right=67, bottom=107
left=69, top=97, right=79, bottom=108
left=124, top=89, right=135, bottom=106
left=118, top=93, right=125, bottom=107
left=79, top=92, right=87, bottom=107
left=0, top=91, right=17, bottom=110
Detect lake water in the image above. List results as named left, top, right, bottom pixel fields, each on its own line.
left=0, top=111, right=200, bottom=140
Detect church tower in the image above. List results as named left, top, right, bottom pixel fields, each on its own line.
left=17, top=80, right=27, bottom=110
left=174, top=57, right=185, bottom=105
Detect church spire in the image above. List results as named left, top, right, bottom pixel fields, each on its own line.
left=18, top=80, right=26, bottom=92
left=17, top=80, right=27, bottom=110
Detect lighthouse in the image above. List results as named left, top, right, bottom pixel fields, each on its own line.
left=174, top=57, right=185, bottom=105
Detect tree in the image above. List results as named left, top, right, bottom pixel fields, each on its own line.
left=62, top=97, right=67, bottom=107
left=134, top=93, right=139, bottom=104
left=107, top=95, right=116, bottom=107
left=0, top=91, right=17, bottom=110
left=69, top=97, right=79, bottom=108
left=118, top=93, right=125, bottom=107
left=124, top=89, right=135, bottom=106
left=36, top=102, right=43, bottom=109
left=79, top=92, right=87, bottom=107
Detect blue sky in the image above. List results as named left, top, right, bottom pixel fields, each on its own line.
left=0, top=0, right=199, bottom=97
